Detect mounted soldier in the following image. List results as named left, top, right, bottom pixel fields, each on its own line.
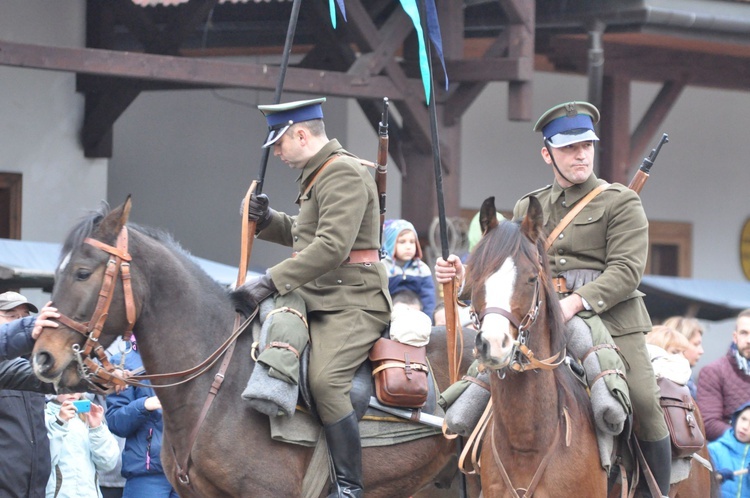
left=436, top=101, right=672, bottom=497
left=237, top=97, right=391, bottom=498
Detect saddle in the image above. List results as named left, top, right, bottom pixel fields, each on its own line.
left=244, top=295, right=438, bottom=424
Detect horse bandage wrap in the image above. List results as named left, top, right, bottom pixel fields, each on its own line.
left=242, top=292, right=310, bottom=417
left=566, top=315, right=631, bottom=435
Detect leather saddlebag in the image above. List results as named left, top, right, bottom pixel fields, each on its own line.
left=369, top=337, right=429, bottom=409
left=657, top=377, right=705, bottom=458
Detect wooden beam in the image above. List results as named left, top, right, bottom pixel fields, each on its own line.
left=343, top=0, right=435, bottom=153
left=599, top=75, right=631, bottom=185
left=0, top=40, right=408, bottom=100
left=628, top=79, right=685, bottom=167
left=82, top=85, right=141, bottom=158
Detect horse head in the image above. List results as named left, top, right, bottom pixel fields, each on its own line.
left=468, top=195, right=555, bottom=371
left=33, top=197, right=140, bottom=389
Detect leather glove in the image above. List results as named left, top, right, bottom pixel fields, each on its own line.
left=240, top=193, right=274, bottom=232
left=716, top=468, right=735, bottom=481
left=238, top=271, right=277, bottom=311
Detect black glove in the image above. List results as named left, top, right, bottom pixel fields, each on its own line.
left=238, top=271, right=277, bottom=311
left=247, top=193, right=273, bottom=231
left=716, top=468, right=735, bottom=481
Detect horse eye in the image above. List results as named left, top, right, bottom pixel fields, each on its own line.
left=75, top=269, right=92, bottom=281
left=528, top=275, right=538, bottom=284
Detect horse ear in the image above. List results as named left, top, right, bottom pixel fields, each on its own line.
left=521, top=196, right=544, bottom=244
left=97, top=196, right=132, bottom=241
left=479, top=196, right=500, bottom=235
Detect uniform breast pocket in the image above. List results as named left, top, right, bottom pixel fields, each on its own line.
left=571, top=207, right=606, bottom=253
left=315, top=267, right=365, bottom=289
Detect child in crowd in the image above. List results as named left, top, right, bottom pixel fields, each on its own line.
left=382, top=219, right=436, bottom=320
left=645, top=325, right=693, bottom=386
left=106, top=339, right=178, bottom=498
left=709, top=402, right=750, bottom=497
left=45, top=393, right=120, bottom=498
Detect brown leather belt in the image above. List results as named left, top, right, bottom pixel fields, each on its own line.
left=551, top=277, right=570, bottom=294
left=345, top=249, right=380, bottom=264
left=291, top=249, right=380, bottom=264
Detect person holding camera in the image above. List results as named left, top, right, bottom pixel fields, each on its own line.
left=45, top=393, right=119, bottom=497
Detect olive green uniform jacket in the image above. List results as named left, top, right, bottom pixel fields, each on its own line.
left=513, top=174, right=652, bottom=337
left=513, top=174, right=667, bottom=440
left=258, top=139, right=391, bottom=314
left=257, top=139, right=391, bottom=423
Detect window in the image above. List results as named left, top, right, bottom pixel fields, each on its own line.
left=646, top=221, right=692, bottom=277
left=0, top=173, right=22, bottom=239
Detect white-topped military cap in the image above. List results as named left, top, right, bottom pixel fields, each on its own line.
left=258, top=97, right=327, bottom=148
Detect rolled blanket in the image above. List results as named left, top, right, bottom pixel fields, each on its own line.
left=444, top=371, right=490, bottom=437
left=242, top=295, right=305, bottom=417
left=566, top=315, right=628, bottom=436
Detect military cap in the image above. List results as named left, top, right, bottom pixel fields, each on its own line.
left=258, top=97, right=326, bottom=148
left=534, top=101, right=600, bottom=148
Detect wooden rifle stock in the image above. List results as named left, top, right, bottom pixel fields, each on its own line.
left=628, top=133, right=668, bottom=195
left=375, top=98, right=389, bottom=233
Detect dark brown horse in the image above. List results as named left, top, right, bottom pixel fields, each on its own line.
left=466, top=196, right=606, bottom=497
left=31, top=198, right=475, bottom=498
left=467, top=196, right=715, bottom=498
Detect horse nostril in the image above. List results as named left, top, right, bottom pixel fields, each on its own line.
left=34, top=351, right=52, bottom=373
left=475, top=334, right=489, bottom=358
left=501, top=334, right=511, bottom=350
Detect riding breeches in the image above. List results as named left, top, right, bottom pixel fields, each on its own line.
left=307, top=308, right=390, bottom=424
left=612, top=331, right=669, bottom=441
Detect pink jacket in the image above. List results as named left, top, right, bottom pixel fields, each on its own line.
left=697, top=348, right=750, bottom=441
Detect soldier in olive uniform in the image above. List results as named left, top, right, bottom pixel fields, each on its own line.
left=238, top=98, right=391, bottom=498
left=436, top=102, right=671, bottom=496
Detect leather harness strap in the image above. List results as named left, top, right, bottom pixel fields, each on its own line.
left=551, top=276, right=570, bottom=294
left=544, top=183, right=610, bottom=251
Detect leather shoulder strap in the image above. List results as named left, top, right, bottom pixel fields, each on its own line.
left=302, top=154, right=341, bottom=198
left=544, top=183, right=609, bottom=251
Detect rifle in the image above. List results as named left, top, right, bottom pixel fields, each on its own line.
left=376, top=98, right=389, bottom=249
left=628, top=133, right=668, bottom=195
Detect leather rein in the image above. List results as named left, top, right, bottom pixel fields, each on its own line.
left=53, top=226, right=256, bottom=395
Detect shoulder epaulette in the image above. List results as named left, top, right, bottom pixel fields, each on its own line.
left=520, top=184, right=552, bottom=200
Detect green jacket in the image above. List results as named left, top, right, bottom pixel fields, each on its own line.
left=513, top=174, right=652, bottom=336
left=259, top=139, right=391, bottom=314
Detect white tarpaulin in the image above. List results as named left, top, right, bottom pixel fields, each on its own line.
left=0, top=238, right=258, bottom=291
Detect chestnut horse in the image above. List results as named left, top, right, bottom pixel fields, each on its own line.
left=31, top=199, right=475, bottom=498
left=466, top=196, right=606, bottom=497
left=467, top=196, right=715, bottom=498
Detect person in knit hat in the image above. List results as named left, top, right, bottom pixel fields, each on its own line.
left=382, top=219, right=435, bottom=320
left=709, top=401, right=750, bottom=497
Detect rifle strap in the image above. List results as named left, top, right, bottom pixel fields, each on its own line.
left=544, top=183, right=609, bottom=251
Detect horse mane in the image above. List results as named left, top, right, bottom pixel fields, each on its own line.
left=467, top=219, right=592, bottom=423
left=60, top=203, right=231, bottom=300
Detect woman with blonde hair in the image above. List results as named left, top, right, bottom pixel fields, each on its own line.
left=663, top=316, right=705, bottom=367
left=663, top=316, right=705, bottom=397
left=645, top=325, right=693, bottom=387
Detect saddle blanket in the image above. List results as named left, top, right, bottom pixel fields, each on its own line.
left=270, top=405, right=443, bottom=448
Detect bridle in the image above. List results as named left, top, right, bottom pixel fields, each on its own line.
left=54, top=226, right=136, bottom=392
left=472, top=254, right=565, bottom=373
left=51, top=226, right=256, bottom=394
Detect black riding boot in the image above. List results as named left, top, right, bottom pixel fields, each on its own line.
left=325, top=411, right=363, bottom=498
left=639, top=436, right=671, bottom=497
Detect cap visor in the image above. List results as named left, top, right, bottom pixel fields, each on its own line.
left=0, top=301, right=38, bottom=313
left=261, top=125, right=290, bottom=148
left=547, top=129, right=599, bottom=148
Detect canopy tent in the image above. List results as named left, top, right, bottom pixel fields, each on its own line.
left=640, top=275, right=750, bottom=322
left=0, top=238, right=258, bottom=292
